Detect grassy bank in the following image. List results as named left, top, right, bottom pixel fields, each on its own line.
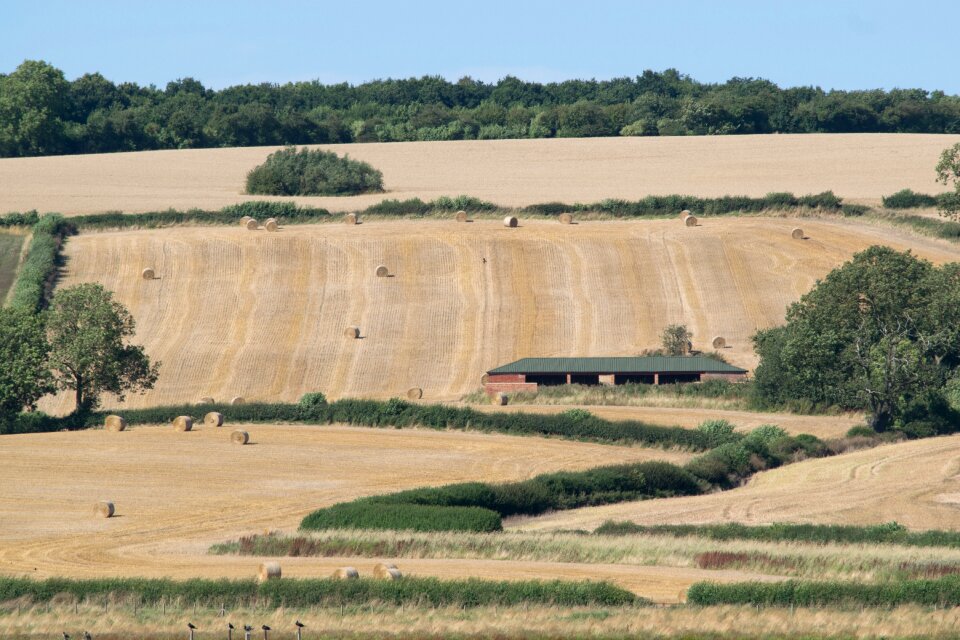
left=0, top=232, right=26, bottom=302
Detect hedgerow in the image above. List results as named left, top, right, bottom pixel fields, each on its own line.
left=524, top=192, right=843, bottom=217
left=686, top=575, right=960, bottom=607
left=593, top=520, right=960, bottom=548
left=0, top=575, right=638, bottom=607
left=882, top=189, right=940, bottom=209
left=301, top=460, right=706, bottom=533
left=7, top=213, right=74, bottom=311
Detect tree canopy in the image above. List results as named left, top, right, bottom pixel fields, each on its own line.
left=3, top=60, right=960, bottom=158
left=753, top=247, right=960, bottom=432
left=0, top=307, right=52, bottom=423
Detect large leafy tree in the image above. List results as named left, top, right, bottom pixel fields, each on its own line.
left=47, top=283, right=159, bottom=412
left=0, top=60, right=70, bottom=156
left=753, top=246, right=960, bottom=431
left=0, top=307, right=52, bottom=422
left=936, top=143, right=960, bottom=221
left=661, top=324, right=693, bottom=356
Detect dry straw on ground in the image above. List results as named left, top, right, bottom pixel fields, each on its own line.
left=231, top=397, right=245, bottom=406
left=257, top=561, right=281, bottom=582
left=245, top=218, right=259, bottom=231
left=792, top=227, right=805, bottom=240
left=204, top=411, right=224, bottom=427
left=231, top=430, right=249, bottom=445
left=172, top=416, right=193, bottom=432
left=344, top=213, right=358, bottom=225
left=332, top=566, right=360, bottom=579
left=140, top=268, right=154, bottom=280
left=94, top=501, right=114, bottom=518
left=455, top=210, right=468, bottom=222
left=712, top=336, right=727, bottom=349
left=104, top=415, right=126, bottom=432
left=503, top=216, right=519, bottom=228
left=344, top=326, right=360, bottom=339
left=558, top=213, right=573, bottom=224
left=264, top=218, right=279, bottom=232
left=375, top=265, right=389, bottom=277
left=407, top=387, right=423, bottom=400
left=374, top=562, right=402, bottom=580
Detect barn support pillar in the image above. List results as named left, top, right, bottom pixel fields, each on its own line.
left=654, top=373, right=660, bottom=385
left=566, top=374, right=572, bottom=384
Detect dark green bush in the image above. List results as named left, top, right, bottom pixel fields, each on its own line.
left=0, top=575, right=637, bottom=607
left=0, top=210, right=40, bottom=227
left=8, top=213, right=74, bottom=311
left=882, top=189, right=939, bottom=209
left=300, top=502, right=503, bottom=533
left=245, top=146, right=383, bottom=196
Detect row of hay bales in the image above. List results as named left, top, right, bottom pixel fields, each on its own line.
left=257, top=562, right=402, bottom=583
left=104, top=412, right=249, bottom=443
left=198, top=396, right=246, bottom=405
left=240, top=216, right=279, bottom=232
left=344, top=211, right=575, bottom=226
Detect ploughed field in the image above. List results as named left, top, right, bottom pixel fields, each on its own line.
left=0, top=423, right=758, bottom=601
left=0, top=134, right=957, bottom=215
left=515, top=434, right=960, bottom=533
left=41, top=216, right=960, bottom=412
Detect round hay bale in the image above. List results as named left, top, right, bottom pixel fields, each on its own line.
left=245, top=218, right=259, bottom=231
left=172, top=416, right=193, bottom=432
left=345, top=213, right=358, bottom=225
left=94, top=501, right=115, bottom=518
left=231, top=429, right=250, bottom=445
left=406, top=387, right=423, bottom=400
left=204, top=411, right=224, bottom=428
left=683, top=214, right=698, bottom=227
left=375, top=265, right=389, bottom=277
left=264, top=218, right=279, bottom=232
left=791, top=227, right=804, bottom=240
left=373, top=563, right=402, bottom=580
left=503, top=216, right=518, bottom=228
left=680, top=209, right=691, bottom=219
left=141, top=268, right=155, bottom=280
left=332, top=566, right=359, bottom=580
left=258, top=562, right=281, bottom=582
left=104, top=415, right=126, bottom=432
left=455, top=210, right=468, bottom=222
left=231, top=396, right=245, bottom=406
left=344, top=326, right=360, bottom=339
left=480, top=373, right=489, bottom=385
left=712, top=336, right=727, bottom=349
left=198, top=396, right=214, bottom=405
left=558, top=213, right=573, bottom=224
left=240, top=216, right=252, bottom=226
left=493, top=392, right=509, bottom=406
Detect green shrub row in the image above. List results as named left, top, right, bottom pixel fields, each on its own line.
left=0, top=575, right=637, bottom=608
left=593, top=520, right=960, bottom=548
left=301, top=460, right=705, bottom=533
left=687, top=575, right=960, bottom=607
left=0, top=210, right=40, bottom=228
left=525, top=192, right=843, bottom=217
left=7, top=213, right=74, bottom=311
left=300, top=503, right=504, bottom=533
left=9, top=397, right=719, bottom=450
left=880, top=189, right=960, bottom=211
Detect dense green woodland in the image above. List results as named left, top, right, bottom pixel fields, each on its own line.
left=3, top=60, right=960, bottom=157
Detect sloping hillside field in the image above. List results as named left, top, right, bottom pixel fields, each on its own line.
left=0, top=133, right=957, bottom=215
left=43, top=216, right=960, bottom=412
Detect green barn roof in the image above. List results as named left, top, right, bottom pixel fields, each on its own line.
left=487, top=356, right=747, bottom=375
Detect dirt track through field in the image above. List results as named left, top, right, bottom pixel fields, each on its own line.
left=515, top=435, right=960, bottom=533
left=1, top=134, right=957, bottom=215
left=41, top=216, right=960, bottom=413
left=0, top=423, right=748, bottom=601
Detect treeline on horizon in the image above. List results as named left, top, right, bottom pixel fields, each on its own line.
left=3, top=60, right=960, bottom=158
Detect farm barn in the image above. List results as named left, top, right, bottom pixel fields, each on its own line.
left=484, top=356, right=747, bottom=396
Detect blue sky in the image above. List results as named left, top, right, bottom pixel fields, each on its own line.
left=3, top=0, right=957, bottom=92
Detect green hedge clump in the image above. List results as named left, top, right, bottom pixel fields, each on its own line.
left=362, top=195, right=498, bottom=216
left=525, top=192, right=844, bottom=218
left=302, top=460, right=705, bottom=533
left=0, top=210, right=41, bottom=228
left=300, top=502, right=503, bottom=533
left=246, top=146, right=383, bottom=196
left=882, top=189, right=939, bottom=209
left=686, top=575, right=960, bottom=608
left=0, top=575, right=637, bottom=608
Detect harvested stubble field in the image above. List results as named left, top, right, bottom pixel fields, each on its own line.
left=0, top=423, right=742, bottom=602
left=40, top=217, right=960, bottom=412
left=472, top=405, right=864, bottom=439
left=515, top=434, right=960, bottom=533
left=0, top=134, right=957, bottom=215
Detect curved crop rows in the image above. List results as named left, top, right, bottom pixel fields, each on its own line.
left=41, top=216, right=960, bottom=413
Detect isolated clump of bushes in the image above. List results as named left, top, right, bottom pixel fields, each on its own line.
left=245, top=146, right=383, bottom=196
